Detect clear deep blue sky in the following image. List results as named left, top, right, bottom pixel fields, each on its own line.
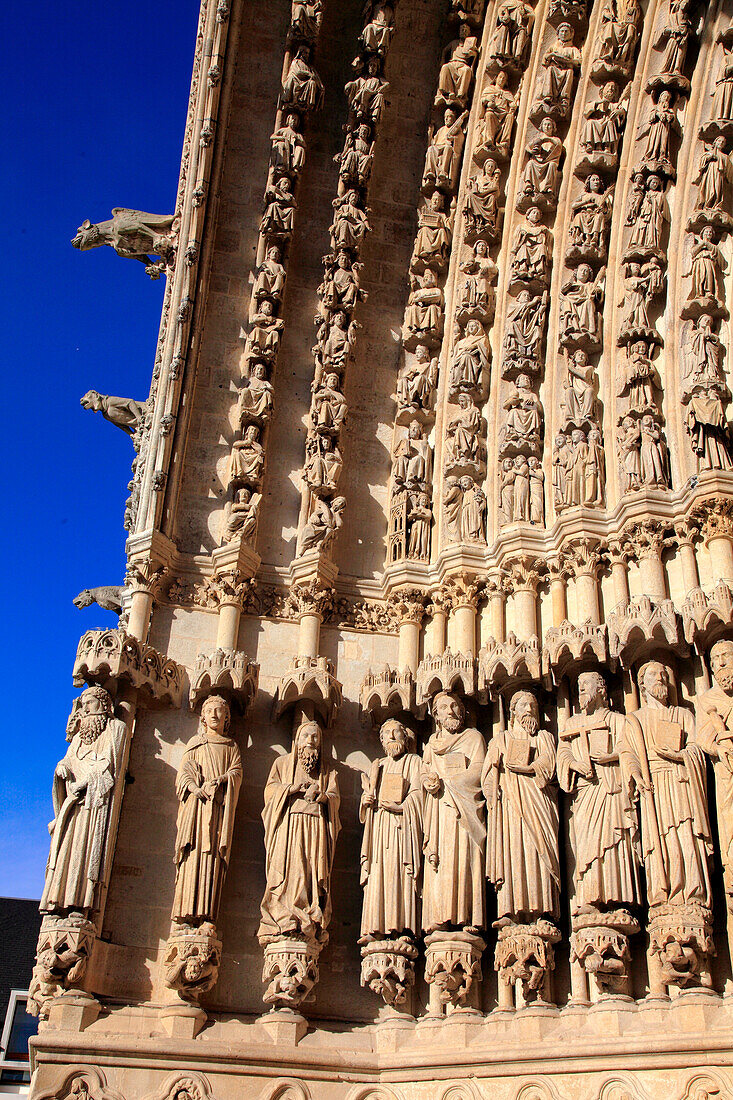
left=0, top=1, right=201, bottom=898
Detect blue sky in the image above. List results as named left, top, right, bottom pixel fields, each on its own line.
left=0, top=1, right=200, bottom=898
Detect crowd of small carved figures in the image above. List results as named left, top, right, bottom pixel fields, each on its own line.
left=28, top=639, right=733, bottom=1019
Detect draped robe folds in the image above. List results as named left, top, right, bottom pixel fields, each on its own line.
left=483, top=728, right=560, bottom=920
left=172, top=733, right=242, bottom=923
left=359, top=753, right=423, bottom=940
left=557, top=710, right=640, bottom=913
left=41, top=719, right=126, bottom=915
left=696, top=685, right=733, bottom=905
left=422, top=727, right=486, bottom=932
left=622, top=705, right=712, bottom=908
left=258, top=753, right=340, bottom=945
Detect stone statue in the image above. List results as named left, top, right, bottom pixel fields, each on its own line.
left=260, top=177, right=297, bottom=238
left=314, top=310, right=357, bottom=374
left=422, top=108, right=468, bottom=193
left=345, top=57, right=389, bottom=125
left=639, top=413, right=670, bottom=487
left=435, top=25, right=478, bottom=110
left=281, top=47, right=324, bottom=112
left=245, top=300, right=284, bottom=362
left=532, top=23, right=581, bottom=120
left=559, top=264, right=604, bottom=351
left=655, top=0, right=694, bottom=79
left=258, top=720, right=340, bottom=947
left=446, top=393, right=482, bottom=469
left=298, top=496, right=346, bottom=554
left=510, top=207, right=551, bottom=285
left=567, top=175, right=614, bottom=261
left=422, top=692, right=486, bottom=933
left=616, top=341, right=661, bottom=413
left=402, top=269, right=445, bottom=346
left=444, top=476, right=486, bottom=543
left=683, top=227, right=727, bottom=315
left=407, top=491, right=432, bottom=559
left=529, top=456, right=545, bottom=524
left=618, top=262, right=663, bottom=341
left=411, top=191, right=453, bottom=272
left=393, top=420, right=432, bottom=492
left=359, top=720, right=423, bottom=943
left=499, top=374, right=543, bottom=456
left=330, top=189, right=371, bottom=251
left=625, top=174, right=669, bottom=257
left=697, top=640, right=733, bottom=912
left=252, top=245, right=286, bottom=305
left=560, top=349, right=597, bottom=426
left=360, top=1, right=394, bottom=56
left=80, top=391, right=146, bottom=437
left=623, top=661, right=712, bottom=910
left=395, top=345, right=438, bottom=412
left=558, top=673, right=640, bottom=916
left=290, top=0, right=322, bottom=40
left=304, top=434, right=343, bottom=492
left=487, top=0, right=534, bottom=70
left=593, top=0, right=642, bottom=80
left=577, top=81, right=629, bottom=174
left=450, top=320, right=490, bottom=396
left=502, top=289, right=547, bottom=375
left=639, top=90, right=680, bottom=177
left=458, top=239, right=497, bottom=319
left=222, top=487, right=261, bottom=543
left=71, top=209, right=177, bottom=278
left=517, top=117, right=563, bottom=210
left=336, top=123, right=374, bottom=190
left=229, top=424, right=264, bottom=485
left=484, top=689, right=560, bottom=923
left=270, top=112, right=306, bottom=177
left=239, top=363, right=274, bottom=423
left=171, top=695, right=242, bottom=925
left=712, top=31, right=733, bottom=122
left=463, top=159, right=501, bottom=240
left=478, top=72, right=519, bottom=160
left=311, top=373, right=347, bottom=433
left=41, top=686, right=126, bottom=916
left=692, top=138, right=732, bottom=216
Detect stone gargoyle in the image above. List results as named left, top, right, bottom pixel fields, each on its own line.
left=80, top=391, right=146, bottom=437
left=73, top=586, right=125, bottom=614
left=71, top=208, right=179, bottom=278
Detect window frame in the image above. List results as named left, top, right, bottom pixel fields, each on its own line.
left=0, top=990, right=35, bottom=1072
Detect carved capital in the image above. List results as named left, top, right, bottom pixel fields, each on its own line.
left=505, top=554, right=544, bottom=594
left=424, top=930, right=484, bottom=1010
left=124, top=560, right=168, bottom=598
left=546, top=554, right=571, bottom=584
left=28, top=914, right=97, bottom=1018
left=262, top=937, right=321, bottom=1010
left=72, top=629, right=185, bottom=707
left=443, top=571, right=483, bottom=609
left=624, top=519, right=667, bottom=561
left=494, top=919, right=560, bottom=1009
left=693, top=496, right=733, bottom=541
left=283, top=579, right=335, bottom=621
left=388, top=587, right=428, bottom=625
left=607, top=535, right=632, bottom=568
left=195, top=570, right=254, bottom=610
left=360, top=937, right=418, bottom=1007
left=562, top=537, right=604, bottom=578
left=164, top=923, right=221, bottom=1003
left=673, top=516, right=702, bottom=549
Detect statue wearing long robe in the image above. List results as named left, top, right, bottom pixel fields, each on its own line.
left=258, top=749, right=340, bottom=945
left=558, top=705, right=640, bottom=914
left=360, top=752, right=423, bottom=940
left=41, top=711, right=126, bottom=915
left=696, top=645, right=733, bottom=910
left=422, top=721, right=486, bottom=932
left=484, top=726, right=560, bottom=920
left=172, top=729, right=242, bottom=923
left=623, top=695, right=712, bottom=908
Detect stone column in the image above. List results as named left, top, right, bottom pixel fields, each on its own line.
left=674, top=519, right=701, bottom=593
left=389, top=589, right=427, bottom=674
left=697, top=499, right=733, bottom=585
left=445, top=574, right=482, bottom=657
left=566, top=540, right=603, bottom=624
left=125, top=561, right=166, bottom=642
left=486, top=574, right=507, bottom=643
left=285, top=581, right=335, bottom=659
left=627, top=521, right=667, bottom=602
left=507, top=556, right=542, bottom=640
left=429, top=589, right=450, bottom=655
left=547, top=558, right=568, bottom=627
left=608, top=538, right=631, bottom=608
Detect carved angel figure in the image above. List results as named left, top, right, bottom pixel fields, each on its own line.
left=478, top=71, right=519, bottom=159
left=281, top=48, right=324, bottom=111
left=359, top=720, right=423, bottom=942
left=532, top=23, right=581, bottom=119
left=684, top=227, right=727, bottom=312
left=560, top=264, right=604, bottom=350
left=683, top=314, right=724, bottom=386
left=483, top=690, right=560, bottom=922
left=458, top=239, right=497, bottom=319
left=511, top=207, right=551, bottom=284
left=422, top=108, right=468, bottom=193
left=518, top=117, right=563, bottom=209
left=463, top=159, right=501, bottom=239
left=41, top=687, right=126, bottom=917
left=171, top=696, right=242, bottom=924
left=435, top=25, right=478, bottom=109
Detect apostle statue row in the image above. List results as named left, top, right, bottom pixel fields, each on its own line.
left=33, top=639, right=733, bottom=1019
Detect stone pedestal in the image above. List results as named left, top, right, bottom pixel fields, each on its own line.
left=424, top=930, right=484, bottom=1016
left=570, top=909, right=640, bottom=1003
left=495, top=919, right=561, bottom=1010
left=647, top=903, right=715, bottom=998
left=163, top=922, right=222, bottom=1001
left=28, top=913, right=97, bottom=1018
left=262, top=936, right=321, bottom=1010
left=360, top=936, right=418, bottom=1009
